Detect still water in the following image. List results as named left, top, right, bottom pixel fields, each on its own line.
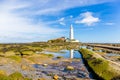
left=34, top=49, right=92, bottom=79
left=44, top=49, right=82, bottom=59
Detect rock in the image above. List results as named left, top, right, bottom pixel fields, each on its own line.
left=66, top=66, right=74, bottom=70
left=38, top=78, right=46, bottom=80
left=53, top=74, right=59, bottom=80
left=21, top=65, right=28, bottom=70
left=43, top=64, right=48, bottom=67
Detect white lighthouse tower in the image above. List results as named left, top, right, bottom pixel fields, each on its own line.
left=70, top=24, right=74, bottom=40
left=68, top=24, right=79, bottom=42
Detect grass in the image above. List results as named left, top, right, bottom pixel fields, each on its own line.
left=80, top=48, right=119, bottom=80
left=4, top=51, right=15, bottom=56
left=9, top=72, right=24, bottom=80
left=0, top=72, right=31, bottom=80
left=27, top=53, right=54, bottom=64
left=0, top=75, right=10, bottom=80
left=0, top=70, right=6, bottom=75
left=41, top=53, right=54, bottom=58
left=7, top=55, right=21, bottom=62
left=22, top=51, right=34, bottom=55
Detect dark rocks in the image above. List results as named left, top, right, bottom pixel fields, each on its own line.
left=34, top=61, right=90, bottom=80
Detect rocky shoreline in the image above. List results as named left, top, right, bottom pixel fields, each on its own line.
left=33, top=58, right=91, bottom=80
left=0, top=57, right=91, bottom=80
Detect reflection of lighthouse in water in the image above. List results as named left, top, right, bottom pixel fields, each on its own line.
left=70, top=49, right=74, bottom=58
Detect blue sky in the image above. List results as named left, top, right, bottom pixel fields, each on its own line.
left=0, top=0, right=119, bottom=43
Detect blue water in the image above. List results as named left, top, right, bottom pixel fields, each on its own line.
left=106, top=53, right=120, bottom=56
left=37, top=50, right=93, bottom=79
left=44, top=50, right=82, bottom=59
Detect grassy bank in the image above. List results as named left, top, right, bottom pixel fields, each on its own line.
left=79, top=48, right=120, bottom=80
left=0, top=71, right=31, bottom=80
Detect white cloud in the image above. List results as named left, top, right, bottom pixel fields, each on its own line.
left=37, top=0, right=113, bottom=15
left=59, top=22, right=66, bottom=26
left=75, top=12, right=100, bottom=26
left=70, top=15, right=73, bottom=18
left=6, top=0, right=113, bottom=16
left=58, top=17, right=66, bottom=25
left=58, top=17, right=65, bottom=21
left=0, top=1, right=64, bottom=42
left=105, top=22, right=115, bottom=25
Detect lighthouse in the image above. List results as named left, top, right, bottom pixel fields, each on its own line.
left=68, top=24, right=79, bottom=42
left=70, top=24, right=74, bottom=40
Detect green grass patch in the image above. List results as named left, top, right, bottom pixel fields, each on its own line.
left=7, top=55, right=21, bottom=62
left=80, top=48, right=118, bottom=80
left=0, top=75, right=10, bottom=80
left=41, top=53, right=54, bottom=58
left=9, top=72, right=24, bottom=80
left=22, top=51, right=34, bottom=55
left=0, top=72, right=31, bottom=80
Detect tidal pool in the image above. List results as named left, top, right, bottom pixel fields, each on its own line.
left=33, top=49, right=93, bottom=80
left=44, top=49, right=81, bottom=59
